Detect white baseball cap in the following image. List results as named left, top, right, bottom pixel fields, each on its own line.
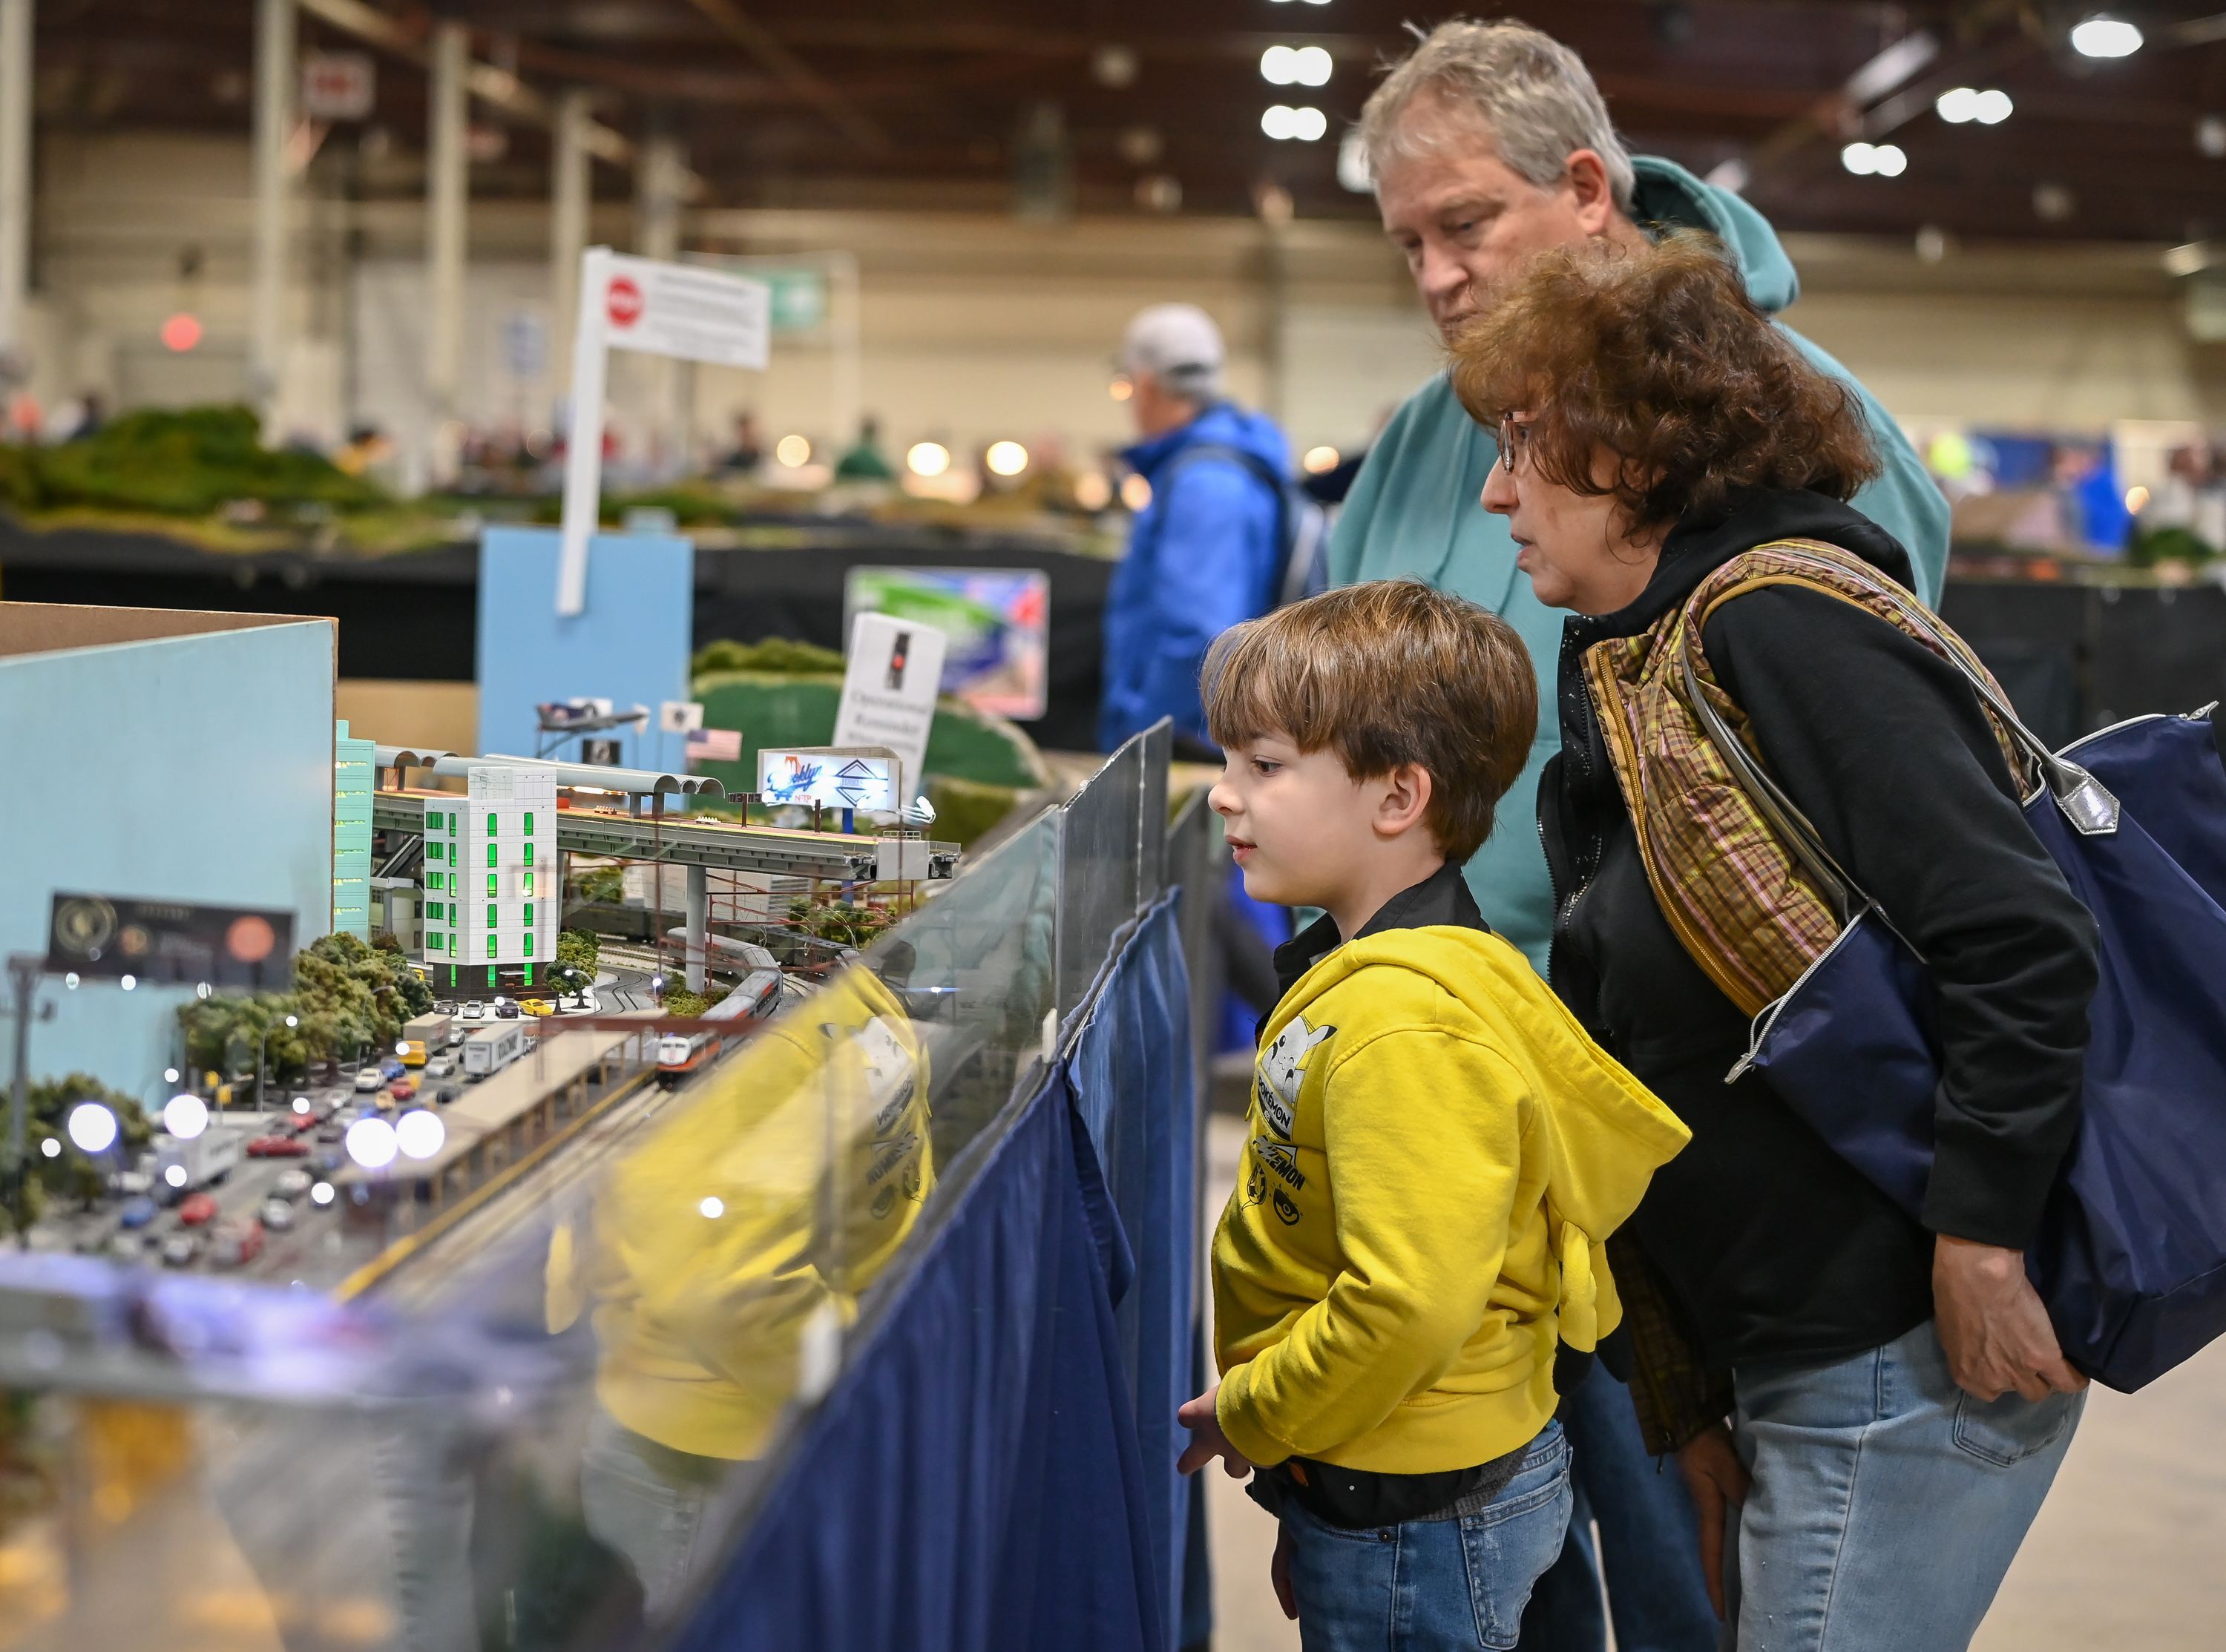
left=1119, top=304, right=1226, bottom=400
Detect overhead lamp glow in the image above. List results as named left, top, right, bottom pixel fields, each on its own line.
left=66, top=1102, right=118, bottom=1155
left=394, top=1108, right=445, bottom=1161
left=1841, top=141, right=1905, bottom=177
left=163, top=1093, right=210, bottom=1140
left=1936, top=86, right=1980, bottom=123
left=41, top=1138, right=61, bottom=1159
left=775, top=434, right=812, bottom=467
left=906, top=441, right=951, bottom=478
left=2070, top=15, right=2142, bottom=58
left=164, top=1163, right=186, bottom=1186
left=1302, top=445, right=1341, bottom=474
left=1263, top=105, right=1297, bottom=139
left=1261, top=45, right=1298, bottom=84
left=1120, top=473, right=1152, bottom=511
left=164, top=1067, right=180, bottom=1085
left=1974, top=89, right=2013, bottom=124
left=311, top=1180, right=335, bottom=1206
left=699, top=1195, right=725, bottom=1219
left=1291, top=46, right=1332, bottom=87
left=985, top=441, right=1029, bottom=477
left=345, top=1115, right=398, bottom=1170
left=119, top=974, right=136, bottom=992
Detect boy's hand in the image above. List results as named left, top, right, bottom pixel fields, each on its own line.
left=1674, top=1423, right=1750, bottom=1621
left=1176, top=1383, right=1256, bottom=1478
left=1271, top=1523, right=1298, bottom=1620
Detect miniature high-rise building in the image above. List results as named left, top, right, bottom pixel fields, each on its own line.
left=420, top=764, right=556, bottom=996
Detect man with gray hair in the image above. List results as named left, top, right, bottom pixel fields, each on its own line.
left=1323, top=19, right=1948, bottom=1652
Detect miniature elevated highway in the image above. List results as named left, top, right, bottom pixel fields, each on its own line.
left=370, top=789, right=959, bottom=883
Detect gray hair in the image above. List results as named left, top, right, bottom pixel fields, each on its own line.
left=1356, top=19, right=1635, bottom=214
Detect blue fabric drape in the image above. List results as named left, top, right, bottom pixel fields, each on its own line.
left=1063, top=895, right=1200, bottom=1650
left=674, top=1062, right=1164, bottom=1652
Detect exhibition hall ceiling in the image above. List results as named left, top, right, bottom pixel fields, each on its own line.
left=30, top=1, right=2226, bottom=245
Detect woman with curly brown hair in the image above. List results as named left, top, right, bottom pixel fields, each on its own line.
left=1452, top=233, right=2098, bottom=1651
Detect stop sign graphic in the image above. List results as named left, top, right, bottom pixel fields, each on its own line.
left=606, top=275, right=644, bottom=329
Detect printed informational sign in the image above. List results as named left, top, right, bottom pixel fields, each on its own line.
left=301, top=50, right=375, bottom=122
left=658, top=700, right=705, bottom=733
left=758, top=748, right=898, bottom=812
left=597, top=252, right=771, bottom=370
left=556, top=246, right=772, bottom=616
left=832, top=611, right=946, bottom=792
left=46, top=894, right=296, bottom=990
left=845, top=566, right=1049, bottom=720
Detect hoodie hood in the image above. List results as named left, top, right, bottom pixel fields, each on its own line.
left=1586, top=488, right=1918, bottom=645
left=1278, top=924, right=1691, bottom=1349
left=1121, top=398, right=1290, bottom=481
left=1629, top=155, right=1801, bottom=315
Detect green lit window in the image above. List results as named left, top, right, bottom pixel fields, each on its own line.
left=426, top=901, right=442, bottom=920
left=487, top=815, right=497, bottom=835
left=487, top=872, right=497, bottom=897
left=522, top=931, right=533, bottom=956
left=432, top=811, right=446, bottom=832
left=523, top=812, right=534, bottom=835
left=488, top=967, right=498, bottom=987
left=487, top=843, right=498, bottom=869
left=522, top=870, right=533, bottom=895
left=523, top=842, right=534, bottom=866
left=430, top=842, right=444, bottom=862
left=487, top=904, right=498, bottom=928
left=447, top=873, right=458, bottom=895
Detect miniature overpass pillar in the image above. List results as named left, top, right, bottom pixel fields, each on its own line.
left=685, top=862, right=708, bottom=994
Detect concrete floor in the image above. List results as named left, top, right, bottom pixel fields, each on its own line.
left=1198, top=1113, right=2226, bottom=1652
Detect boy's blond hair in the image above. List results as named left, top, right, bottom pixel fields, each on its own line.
left=1202, top=580, right=1537, bottom=860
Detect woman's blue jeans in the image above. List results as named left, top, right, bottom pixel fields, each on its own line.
left=1722, top=1320, right=2082, bottom=1651
left=1281, top=1422, right=1573, bottom=1651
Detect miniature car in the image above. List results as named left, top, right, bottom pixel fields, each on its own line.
left=177, top=1193, right=218, bottom=1226
left=109, top=1232, right=143, bottom=1261
left=161, top=1233, right=197, bottom=1267
left=273, top=1169, right=313, bottom=1199
left=117, top=1196, right=158, bottom=1230
left=459, top=1001, right=486, bottom=1021
left=377, top=1057, right=405, bottom=1081
left=424, top=1056, right=456, bottom=1079
left=246, top=1135, right=310, bottom=1159
left=354, top=1069, right=385, bottom=1093
left=317, top=1120, right=346, bottom=1144
left=433, top=1084, right=459, bottom=1105
left=388, top=1076, right=416, bottom=1102
left=494, top=1001, right=522, bottom=1020
left=432, top=999, right=457, bottom=1015
left=259, top=1199, right=295, bottom=1232
left=209, top=1220, right=264, bottom=1268
left=517, top=998, right=553, bottom=1018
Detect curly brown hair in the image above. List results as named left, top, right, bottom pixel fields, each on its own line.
left=1447, top=232, right=1881, bottom=536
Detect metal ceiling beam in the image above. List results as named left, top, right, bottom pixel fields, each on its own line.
left=677, top=0, right=890, bottom=154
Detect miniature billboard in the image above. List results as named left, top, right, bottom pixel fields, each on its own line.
left=845, top=566, right=1049, bottom=721
left=46, top=894, right=296, bottom=990
left=758, top=747, right=899, bottom=813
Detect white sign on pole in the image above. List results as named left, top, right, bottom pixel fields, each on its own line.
left=556, top=246, right=772, bottom=618
left=301, top=50, right=376, bottom=122
left=832, top=612, right=945, bottom=798
left=657, top=699, right=705, bottom=733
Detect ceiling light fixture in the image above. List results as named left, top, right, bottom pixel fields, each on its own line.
left=2070, top=15, right=2143, bottom=58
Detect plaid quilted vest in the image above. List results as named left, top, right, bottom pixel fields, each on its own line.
left=1580, top=538, right=2026, bottom=1018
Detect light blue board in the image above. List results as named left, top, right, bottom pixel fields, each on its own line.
left=475, top=527, right=695, bottom=775
left=0, top=622, right=335, bottom=1102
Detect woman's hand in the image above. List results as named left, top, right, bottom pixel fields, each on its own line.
left=1177, top=1383, right=1258, bottom=1478
left=1674, top=1422, right=1749, bottom=1621
left=1933, top=1234, right=2089, bottom=1403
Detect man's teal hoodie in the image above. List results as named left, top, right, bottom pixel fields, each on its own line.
left=1327, top=156, right=1950, bottom=974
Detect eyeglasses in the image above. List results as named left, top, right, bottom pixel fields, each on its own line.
left=1499, top=415, right=1533, bottom=474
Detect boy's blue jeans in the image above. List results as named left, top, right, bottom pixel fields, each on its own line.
left=1281, top=1422, right=1572, bottom=1651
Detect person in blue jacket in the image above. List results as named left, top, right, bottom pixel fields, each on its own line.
left=1328, top=22, right=1951, bottom=1652
left=1099, top=303, right=1292, bottom=755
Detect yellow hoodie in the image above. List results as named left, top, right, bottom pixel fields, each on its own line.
left=1213, top=925, right=1690, bottom=1475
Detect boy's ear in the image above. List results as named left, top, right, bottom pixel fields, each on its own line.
left=1374, top=763, right=1435, bottom=839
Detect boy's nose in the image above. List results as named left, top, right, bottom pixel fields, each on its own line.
left=1207, top=777, right=1238, bottom=817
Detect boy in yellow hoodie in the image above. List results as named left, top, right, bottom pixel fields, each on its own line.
left=1176, top=580, right=1690, bottom=1650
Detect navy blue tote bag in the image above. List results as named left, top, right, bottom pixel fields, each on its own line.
left=1684, top=568, right=2226, bottom=1394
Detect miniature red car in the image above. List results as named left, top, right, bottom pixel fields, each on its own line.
left=388, top=1076, right=416, bottom=1102
left=246, top=1134, right=310, bottom=1158
left=177, top=1193, right=218, bottom=1226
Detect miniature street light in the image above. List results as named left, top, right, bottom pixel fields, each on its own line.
left=162, top=1093, right=209, bottom=1140
left=345, top=1116, right=398, bottom=1170
left=66, top=1101, right=118, bottom=1155
left=395, top=1108, right=444, bottom=1161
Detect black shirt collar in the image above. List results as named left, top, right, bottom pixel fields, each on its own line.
left=1270, top=860, right=1488, bottom=1004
